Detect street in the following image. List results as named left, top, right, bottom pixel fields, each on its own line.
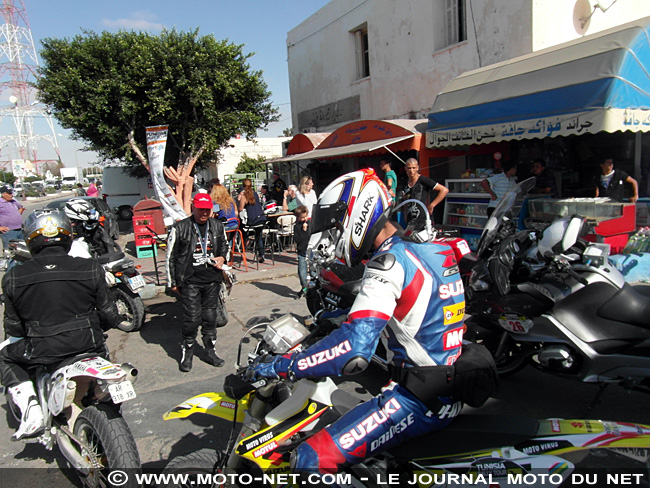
left=1, top=195, right=650, bottom=485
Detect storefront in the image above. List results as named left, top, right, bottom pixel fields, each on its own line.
left=426, top=16, right=650, bottom=200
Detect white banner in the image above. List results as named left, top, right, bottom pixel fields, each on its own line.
left=426, top=108, right=650, bottom=148
left=11, top=159, right=25, bottom=177
left=146, top=125, right=187, bottom=221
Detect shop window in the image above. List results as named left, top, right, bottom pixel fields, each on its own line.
left=353, top=25, right=370, bottom=80
left=445, top=0, right=467, bottom=47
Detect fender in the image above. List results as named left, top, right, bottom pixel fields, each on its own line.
left=163, top=391, right=249, bottom=423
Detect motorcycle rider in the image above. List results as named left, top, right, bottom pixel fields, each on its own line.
left=245, top=169, right=469, bottom=474
left=64, top=198, right=120, bottom=256
left=0, top=208, right=120, bottom=440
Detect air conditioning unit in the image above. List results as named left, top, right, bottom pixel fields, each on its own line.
left=302, top=127, right=317, bottom=133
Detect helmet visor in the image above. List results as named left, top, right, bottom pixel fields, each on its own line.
left=310, top=201, right=347, bottom=234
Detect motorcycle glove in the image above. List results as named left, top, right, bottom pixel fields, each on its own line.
left=243, top=353, right=294, bottom=382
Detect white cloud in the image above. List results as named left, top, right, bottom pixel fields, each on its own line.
left=102, top=11, right=164, bottom=31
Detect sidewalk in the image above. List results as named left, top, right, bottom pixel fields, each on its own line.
left=116, top=230, right=301, bottom=295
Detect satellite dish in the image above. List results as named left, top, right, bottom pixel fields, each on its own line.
left=573, top=0, right=593, bottom=35
left=8, top=95, right=17, bottom=104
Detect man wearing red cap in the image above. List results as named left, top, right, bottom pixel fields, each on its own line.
left=166, top=193, right=230, bottom=372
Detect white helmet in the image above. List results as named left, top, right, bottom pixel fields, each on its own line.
left=310, top=169, right=390, bottom=267
left=64, top=198, right=98, bottom=222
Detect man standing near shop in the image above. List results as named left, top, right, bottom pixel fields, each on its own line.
left=481, top=161, right=518, bottom=218
left=166, top=193, right=230, bottom=372
left=400, top=158, right=449, bottom=224
left=595, top=158, right=638, bottom=203
left=0, top=186, right=24, bottom=256
left=270, top=172, right=287, bottom=204
left=379, top=159, right=397, bottom=205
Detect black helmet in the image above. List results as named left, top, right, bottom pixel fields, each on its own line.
left=23, top=208, right=73, bottom=254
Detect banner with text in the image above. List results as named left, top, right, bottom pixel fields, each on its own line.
left=146, top=125, right=187, bottom=222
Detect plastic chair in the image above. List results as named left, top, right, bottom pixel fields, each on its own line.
left=225, top=218, right=248, bottom=271
left=276, top=214, right=296, bottom=252
left=243, top=220, right=273, bottom=269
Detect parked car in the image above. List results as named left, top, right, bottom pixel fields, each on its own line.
left=46, top=196, right=120, bottom=240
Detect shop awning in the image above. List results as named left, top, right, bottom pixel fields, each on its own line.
left=272, top=134, right=414, bottom=161
left=270, top=119, right=425, bottom=162
left=427, top=16, right=650, bottom=148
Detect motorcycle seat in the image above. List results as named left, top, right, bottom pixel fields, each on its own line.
left=597, top=283, right=650, bottom=330
left=96, top=251, right=126, bottom=264
left=388, top=415, right=539, bottom=459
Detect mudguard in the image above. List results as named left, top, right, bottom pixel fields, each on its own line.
left=163, top=391, right=249, bottom=422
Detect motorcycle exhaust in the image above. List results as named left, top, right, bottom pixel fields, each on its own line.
left=537, top=346, right=575, bottom=370
left=120, top=363, right=138, bottom=384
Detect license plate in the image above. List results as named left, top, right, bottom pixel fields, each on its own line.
left=108, top=381, right=137, bottom=403
left=128, top=275, right=146, bottom=291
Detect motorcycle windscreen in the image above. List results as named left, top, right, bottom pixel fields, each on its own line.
left=310, top=201, right=347, bottom=233
left=163, top=391, right=248, bottom=422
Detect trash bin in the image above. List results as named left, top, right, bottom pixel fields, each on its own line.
left=133, top=197, right=166, bottom=237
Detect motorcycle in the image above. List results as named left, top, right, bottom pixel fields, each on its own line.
left=465, top=177, right=650, bottom=392
left=2, top=339, right=141, bottom=487
left=5, top=238, right=146, bottom=332
left=305, top=199, right=475, bottom=317
left=162, top=314, right=650, bottom=487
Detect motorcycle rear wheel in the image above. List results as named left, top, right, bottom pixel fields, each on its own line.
left=73, top=403, right=141, bottom=488
left=111, top=287, right=145, bottom=332
left=162, top=449, right=223, bottom=488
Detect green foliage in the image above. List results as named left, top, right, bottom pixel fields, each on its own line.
left=36, top=29, right=279, bottom=173
left=0, top=171, right=16, bottom=185
left=235, top=153, right=267, bottom=174
left=282, top=127, right=293, bottom=137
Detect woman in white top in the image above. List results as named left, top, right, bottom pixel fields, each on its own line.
left=295, top=176, right=318, bottom=217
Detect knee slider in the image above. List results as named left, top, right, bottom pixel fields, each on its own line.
left=342, top=356, right=369, bottom=375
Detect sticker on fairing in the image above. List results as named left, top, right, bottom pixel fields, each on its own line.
left=498, top=314, right=533, bottom=334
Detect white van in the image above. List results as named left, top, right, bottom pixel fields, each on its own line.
left=101, top=166, right=156, bottom=220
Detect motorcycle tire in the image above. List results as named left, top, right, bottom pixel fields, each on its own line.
left=111, top=287, right=145, bottom=332
left=73, top=403, right=141, bottom=487
left=306, top=287, right=324, bottom=316
left=162, top=449, right=223, bottom=488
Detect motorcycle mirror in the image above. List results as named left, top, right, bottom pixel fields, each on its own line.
left=561, top=216, right=584, bottom=252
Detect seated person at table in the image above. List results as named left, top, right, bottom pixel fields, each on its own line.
left=210, top=184, right=239, bottom=231
left=283, top=185, right=299, bottom=212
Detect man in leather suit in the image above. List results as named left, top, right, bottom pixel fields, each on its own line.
left=0, top=208, right=120, bottom=440
left=166, top=193, right=230, bottom=372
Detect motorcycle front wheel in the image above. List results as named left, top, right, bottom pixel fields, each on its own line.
left=73, top=403, right=141, bottom=488
left=162, top=449, right=223, bottom=488
left=111, top=287, right=145, bottom=332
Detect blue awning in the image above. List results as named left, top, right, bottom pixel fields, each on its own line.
left=427, top=16, right=650, bottom=147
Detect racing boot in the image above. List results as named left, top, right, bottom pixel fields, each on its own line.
left=9, top=381, right=44, bottom=441
left=180, top=341, right=194, bottom=372
left=202, top=337, right=225, bottom=367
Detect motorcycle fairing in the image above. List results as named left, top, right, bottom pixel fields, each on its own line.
left=163, top=392, right=249, bottom=423
left=48, top=356, right=128, bottom=415
left=236, top=399, right=333, bottom=470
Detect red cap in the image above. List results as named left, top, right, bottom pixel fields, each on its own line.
left=192, top=193, right=213, bottom=209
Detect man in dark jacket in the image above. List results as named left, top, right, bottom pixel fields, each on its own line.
left=0, top=208, right=120, bottom=440
left=166, top=193, right=230, bottom=372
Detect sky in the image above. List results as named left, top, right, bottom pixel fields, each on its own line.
left=2, top=0, right=330, bottom=169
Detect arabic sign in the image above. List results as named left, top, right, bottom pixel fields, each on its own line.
left=145, top=125, right=187, bottom=222
left=426, top=108, right=650, bottom=148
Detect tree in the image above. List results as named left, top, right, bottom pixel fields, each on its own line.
left=282, top=127, right=293, bottom=137
left=235, top=153, right=267, bottom=174
left=36, top=29, right=278, bottom=212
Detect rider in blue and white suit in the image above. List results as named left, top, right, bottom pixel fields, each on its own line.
left=245, top=169, right=466, bottom=473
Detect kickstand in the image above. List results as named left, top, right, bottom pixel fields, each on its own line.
left=583, top=383, right=609, bottom=417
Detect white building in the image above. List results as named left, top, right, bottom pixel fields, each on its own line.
left=287, top=0, right=650, bottom=135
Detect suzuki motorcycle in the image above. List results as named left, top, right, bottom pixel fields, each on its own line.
left=162, top=314, right=650, bottom=487
left=305, top=199, right=475, bottom=317
left=465, top=177, right=650, bottom=391
left=6, top=238, right=146, bottom=332
left=3, top=341, right=141, bottom=487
